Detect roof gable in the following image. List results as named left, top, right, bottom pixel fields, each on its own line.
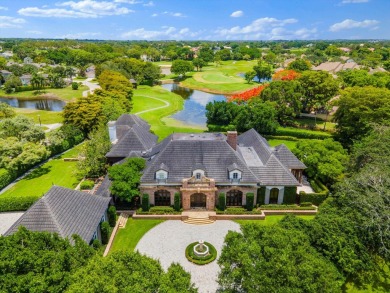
left=238, top=129, right=272, bottom=164
left=273, top=144, right=306, bottom=169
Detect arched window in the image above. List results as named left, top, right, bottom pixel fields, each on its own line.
left=270, top=188, right=279, bottom=204
left=154, top=190, right=171, bottom=206
left=226, top=190, right=243, bottom=206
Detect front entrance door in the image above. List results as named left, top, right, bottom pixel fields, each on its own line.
left=190, top=193, right=206, bottom=209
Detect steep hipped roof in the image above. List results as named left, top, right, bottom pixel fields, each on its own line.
left=273, top=144, right=306, bottom=169
left=142, top=135, right=258, bottom=183
left=238, top=129, right=272, bottom=165
left=116, top=114, right=150, bottom=130
left=5, top=186, right=110, bottom=243
left=95, top=175, right=112, bottom=198
left=106, top=124, right=157, bottom=158
left=253, top=155, right=300, bottom=186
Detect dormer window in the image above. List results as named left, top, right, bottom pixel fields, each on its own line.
left=196, top=173, right=201, bottom=180
left=156, top=170, right=168, bottom=181
left=192, top=169, right=205, bottom=178
left=158, top=172, right=167, bottom=180
left=233, top=172, right=238, bottom=179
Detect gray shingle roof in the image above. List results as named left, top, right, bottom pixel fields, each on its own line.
left=273, top=144, right=306, bottom=169
left=116, top=114, right=150, bottom=130
left=5, top=186, right=110, bottom=243
left=95, top=175, right=112, bottom=198
left=238, top=129, right=272, bottom=165
left=252, top=155, right=300, bottom=186
left=142, top=138, right=258, bottom=184
left=106, top=124, right=158, bottom=159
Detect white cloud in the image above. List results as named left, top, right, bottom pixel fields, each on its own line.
left=143, top=1, right=154, bottom=7
left=18, top=7, right=97, bottom=18
left=230, top=10, right=243, bottom=18
left=162, top=11, right=186, bottom=17
left=341, top=0, right=369, bottom=3
left=19, top=0, right=133, bottom=18
left=58, top=32, right=101, bottom=39
left=121, top=26, right=199, bottom=40
left=151, top=13, right=157, bottom=17
left=0, top=6, right=8, bottom=11
left=114, top=0, right=141, bottom=3
left=27, top=30, right=43, bottom=35
left=0, top=16, right=26, bottom=28
left=329, top=19, right=379, bottom=32
left=59, top=0, right=133, bottom=16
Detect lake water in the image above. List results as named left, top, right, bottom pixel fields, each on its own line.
left=161, top=83, right=225, bottom=126
left=237, top=73, right=271, bottom=83
left=0, top=97, right=65, bottom=111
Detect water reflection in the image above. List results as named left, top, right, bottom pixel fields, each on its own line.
left=161, top=83, right=225, bottom=126
left=0, top=97, right=65, bottom=112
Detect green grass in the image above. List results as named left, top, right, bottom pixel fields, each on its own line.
left=14, top=108, right=63, bottom=124
left=295, top=117, right=336, bottom=132
left=0, top=85, right=88, bottom=101
left=0, top=144, right=83, bottom=199
left=131, top=85, right=205, bottom=140
left=110, top=219, right=164, bottom=253
left=177, top=60, right=261, bottom=94
left=235, top=215, right=315, bottom=226
left=268, top=139, right=298, bottom=150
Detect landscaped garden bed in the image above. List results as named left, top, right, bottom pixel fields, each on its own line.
left=136, top=206, right=182, bottom=215
left=260, top=204, right=317, bottom=210
left=185, top=241, right=217, bottom=265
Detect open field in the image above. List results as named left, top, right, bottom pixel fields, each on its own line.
left=14, top=108, right=63, bottom=124
left=132, top=85, right=205, bottom=140
left=0, top=144, right=83, bottom=199
left=110, top=219, right=164, bottom=253
left=0, top=85, right=88, bottom=101
left=179, top=60, right=260, bottom=94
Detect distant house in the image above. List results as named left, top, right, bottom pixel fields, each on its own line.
left=130, top=78, right=138, bottom=89
left=0, top=69, right=12, bottom=82
left=20, top=74, right=32, bottom=86
left=23, top=57, right=33, bottom=64
left=5, top=186, right=111, bottom=244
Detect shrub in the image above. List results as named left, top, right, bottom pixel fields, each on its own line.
left=80, top=179, right=95, bottom=190
left=100, top=221, right=110, bottom=245
left=142, top=194, right=150, bottom=212
left=71, top=82, right=79, bottom=90
left=92, top=239, right=102, bottom=250
left=149, top=206, right=175, bottom=213
left=218, top=193, right=226, bottom=211
left=257, top=187, right=266, bottom=205
left=299, top=191, right=328, bottom=206
left=174, top=192, right=181, bottom=211
left=0, top=168, right=13, bottom=190
left=246, top=193, right=254, bottom=211
left=283, top=187, right=297, bottom=204
left=300, top=202, right=313, bottom=207
left=107, top=206, right=116, bottom=227
left=264, top=135, right=299, bottom=141
left=275, top=127, right=331, bottom=139
left=216, top=207, right=263, bottom=215
left=260, top=204, right=316, bottom=210
left=15, top=85, right=35, bottom=92
left=0, top=195, right=39, bottom=212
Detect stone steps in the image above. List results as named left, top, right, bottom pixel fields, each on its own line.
left=118, top=213, right=129, bottom=228
left=183, top=216, right=215, bottom=225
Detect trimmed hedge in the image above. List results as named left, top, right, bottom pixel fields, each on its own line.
left=185, top=241, right=217, bottom=265
left=264, top=135, right=299, bottom=141
left=218, top=193, right=226, bottom=211
left=283, top=187, right=297, bottom=204
left=142, top=194, right=150, bottom=212
left=80, top=180, right=94, bottom=190
left=275, top=127, right=332, bottom=139
left=246, top=193, right=254, bottom=211
left=174, top=192, right=181, bottom=212
left=216, top=207, right=263, bottom=215
left=0, top=168, right=13, bottom=190
left=260, top=204, right=316, bottom=210
left=0, top=195, right=39, bottom=212
left=107, top=206, right=116, bottom=227
left=137, top=206, right=181, bottom=215
left=257, top=187, right=266, bottom=205
left=299, top=179, right=329, bottom=206
left=207, top=124, right=236, bottom=132
left=100, top=221, right=110, bottom=245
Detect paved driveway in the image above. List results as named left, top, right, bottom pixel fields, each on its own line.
left=0, top=212, right=24, bottom=235
left=135, top=220, right=241, bottom=293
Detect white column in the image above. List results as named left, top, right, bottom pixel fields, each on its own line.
left=265, top=187, right=271, bottom=204
left=277, top=187, right=285, bottom=204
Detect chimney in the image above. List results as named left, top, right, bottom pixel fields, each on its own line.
left=227, top=131, right=237, bottom=150
left=107, top=121, right=117, bottom=144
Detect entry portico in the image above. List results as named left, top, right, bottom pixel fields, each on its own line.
left=180, top=176, right=218, bottom=210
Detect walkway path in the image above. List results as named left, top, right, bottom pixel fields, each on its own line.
left=81, top=78, right=100, bottom=97
left=135, top=220, right=240, bottom=293
left=133, top=95, right=170, bottom=115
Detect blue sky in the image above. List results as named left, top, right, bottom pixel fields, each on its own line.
left=0, top=0, right=388, bottom=40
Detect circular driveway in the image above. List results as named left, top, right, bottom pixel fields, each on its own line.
left=135, top=220, right=241, bottom=293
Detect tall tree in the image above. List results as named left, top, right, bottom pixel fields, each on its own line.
left=253, top=61, right=272, bottom=82
left=171, top=59, right=194, bottom=77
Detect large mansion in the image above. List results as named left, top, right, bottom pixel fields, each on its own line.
left=104, top=114, right=306, bottom=211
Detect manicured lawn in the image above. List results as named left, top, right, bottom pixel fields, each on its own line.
left=178, top=60, right=261, bottom=94
left=0, top=85, right=88, bottom=101
left=268, top=139, right=298, bottom=150
left=14, top=108, right=63, bottom=124
left=0, top=144, right=83, bottom=199
left=132, top=85, right=205, bottom=140
left=110, top=219, right=164, bottom=253
left=235, top=215, right=315, bottom=226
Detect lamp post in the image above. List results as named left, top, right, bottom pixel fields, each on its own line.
left=38, top=115, right=41, bottom=126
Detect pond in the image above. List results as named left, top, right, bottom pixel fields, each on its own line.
left=0, top=97, right=65, bottom=112
left=161, top=83, right=225, bottom=126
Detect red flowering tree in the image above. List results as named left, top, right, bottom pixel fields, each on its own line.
left=272, top=69, right=301, bottom=81
left=228, top=85, right=268, bottom=103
